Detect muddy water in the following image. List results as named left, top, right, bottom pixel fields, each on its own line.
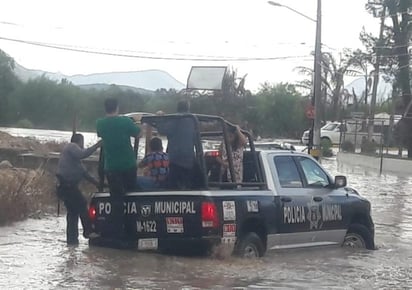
left=1, top=157, right=412, bottom=289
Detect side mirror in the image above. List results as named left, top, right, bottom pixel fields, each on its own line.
left=334, top=175, right=347, bottom=188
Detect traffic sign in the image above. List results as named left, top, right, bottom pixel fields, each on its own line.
left=305, top=105, right=315, bottom=119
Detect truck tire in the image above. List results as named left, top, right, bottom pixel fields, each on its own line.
left=343, top=223, right=374, bottom=250
left=234, top=232, right=265, bottom=258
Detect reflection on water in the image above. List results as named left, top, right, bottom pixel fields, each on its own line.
left=1, top=157, right=412, bottom=288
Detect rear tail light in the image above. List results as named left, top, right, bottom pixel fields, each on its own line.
left=205, top=151, right=220, bottom=157
left=89, top=205, right=97, bottom=221
left=201, top=202, right=219, bottom=228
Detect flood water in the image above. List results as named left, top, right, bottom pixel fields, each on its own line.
left=1, top=128, right=412, bottom=289
left=1, top=157, right=411, bottom=289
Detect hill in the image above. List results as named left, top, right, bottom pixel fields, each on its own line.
left=13, top=63, right=185, bottom=91
left=77, top=84, right=155, bottom=95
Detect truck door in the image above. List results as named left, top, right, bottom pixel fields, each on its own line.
left=271, top=155, right=314, bottom=248
left=294, top=156, right=347, bottom=245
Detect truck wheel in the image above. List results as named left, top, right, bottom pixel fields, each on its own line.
left=343, top=223, right=374, bottom=250
left=234, top=232, right=265, bottom=258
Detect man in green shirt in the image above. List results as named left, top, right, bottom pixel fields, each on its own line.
left=96, top=97, right=141, bottom=239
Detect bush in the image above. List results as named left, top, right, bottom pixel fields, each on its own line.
left=341, top=140, right=355, bottom=152
left=321, top=139, right=333, bottom=157
left=15, top=119, right=34, bottom=129
left=0, top=168, right=56, bottom=225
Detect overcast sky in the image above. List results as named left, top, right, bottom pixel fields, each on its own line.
left=0, top=0, right=380, bottom=91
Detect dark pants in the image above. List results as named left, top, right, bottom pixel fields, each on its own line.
left=168, top=163, right=194, bottom=190
left=57, top=182, right=91, bottom=245
left=106, top=167, right=137, bottom=239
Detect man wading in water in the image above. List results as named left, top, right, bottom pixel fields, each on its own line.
left=56, top=134, right=101, bottom=245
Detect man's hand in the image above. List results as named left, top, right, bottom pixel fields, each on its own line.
left=131, top=115, right=142, bottom=123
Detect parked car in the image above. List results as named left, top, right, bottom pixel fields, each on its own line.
left=302, top=121, right=383, bottom=147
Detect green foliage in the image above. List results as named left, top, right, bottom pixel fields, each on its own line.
left=0, top=50, right=21, bottom=124
left=253, top=83, right=306, bottom=138
left=321, top=138, right=333, bottom=157
left=15, top=119, right=33, bottom=129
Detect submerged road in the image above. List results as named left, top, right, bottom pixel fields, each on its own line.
left=1, top=158, right=412, bottom=289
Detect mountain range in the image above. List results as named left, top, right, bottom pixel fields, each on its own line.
left=13, top=63, right=186, bottom=92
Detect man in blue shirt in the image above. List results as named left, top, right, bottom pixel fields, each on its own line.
left=157, top=100, right=197, bottom=189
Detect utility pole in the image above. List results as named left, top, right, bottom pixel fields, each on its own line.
left=267, top=0, right=322, bottom=158
left=368, top=7, right=385, bottom=140
left=311, top=0, right=322, bottom=159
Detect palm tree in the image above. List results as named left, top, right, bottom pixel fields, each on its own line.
left=296, top=51, right=359, bottom=121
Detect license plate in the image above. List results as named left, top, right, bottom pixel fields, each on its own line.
left=138, top=238, right=158, bottom=250
left=166, top=217, right=184, bottom=233
left=137, top=220, right=157, bottom=233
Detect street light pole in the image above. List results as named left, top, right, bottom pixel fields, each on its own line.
left=267, top=1, right=316, bottom=22
left=312, top=0, right=322, bottom=159
left=268, top=0, right=322, bottom=159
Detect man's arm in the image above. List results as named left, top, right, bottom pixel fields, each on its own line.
left=127, top=117, right=141, bottom=138
left=236, top=126, right=248, bottom=147
left=82, top=168, right=99, bottom=187
left=68, top=141, right=102, bottom=160
left=138, top=155, right=149, bottom=168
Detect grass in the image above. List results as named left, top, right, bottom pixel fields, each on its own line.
left=0, top=167, right=56, bottom=225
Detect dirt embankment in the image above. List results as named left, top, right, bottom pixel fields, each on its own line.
left=0, top=131, right=66, bottom=225
left=0, top=131, right=64, bottom=153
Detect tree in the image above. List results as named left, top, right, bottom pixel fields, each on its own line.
left=0, top=49, right=20, bottom=124
left=254, top=83, right=306, bottom=138
left=366, top=0, right=412, bottom=157
left=345, top=48, right=373, bottom=106
left=296, top=51, right=357, bottom=121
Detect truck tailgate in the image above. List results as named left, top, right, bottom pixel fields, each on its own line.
left=91, top=193, right=220, bottom=247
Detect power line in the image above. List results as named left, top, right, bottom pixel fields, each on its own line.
left=0, top=21, right=332, bottom=51
left=0, top=35, right=312, bottom=62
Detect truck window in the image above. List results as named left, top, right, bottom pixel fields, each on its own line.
left=297, top=157, right=329, bottom=187
left=274, top=156, right=302, bottom=188
left=323, top=123, right=338, bottom=131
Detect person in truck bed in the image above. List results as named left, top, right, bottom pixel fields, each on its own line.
left=137, top=137, right=169, bottom=189
left=56, top=133, right=101, bottom=245
left=217, top=125, right=247, bottom=183
left=96, top=97, right=141, bottom=240
left=157, top=100, right=197, bottom=189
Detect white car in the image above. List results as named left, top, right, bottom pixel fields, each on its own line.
left=302, top=121, right=383, bottom=147
left=301, top=122, right=342, bottom=146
